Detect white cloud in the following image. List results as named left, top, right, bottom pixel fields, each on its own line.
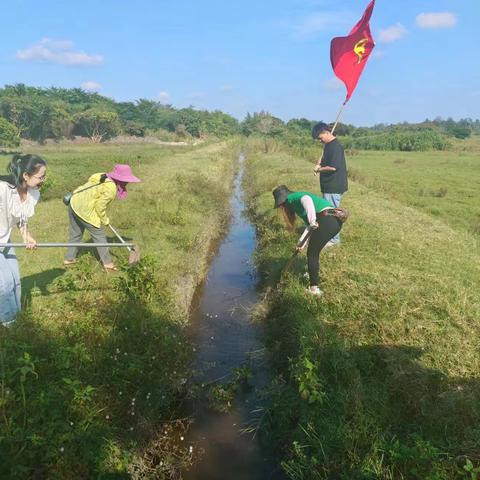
left=293, top=12, right=346, bottom=37
left=16, top=38, right=103, bottom=65
left=379, top=23, right=407, bottom=43
left=416, top=12, right=457, bottom=29
left=221, top=85, right=234, bottom=92
left=157, top=91, right=170, bottom=103
left=324, top=77, right=343, bottom=90
left=81, top=81, right=101, bottom=91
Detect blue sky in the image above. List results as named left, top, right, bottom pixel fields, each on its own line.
left=1, top=0, right=479, bottom=125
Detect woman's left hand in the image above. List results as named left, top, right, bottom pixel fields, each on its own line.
left=25, top=235, right=37, bottom=250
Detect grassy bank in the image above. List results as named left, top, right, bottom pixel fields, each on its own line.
left=0, top=140, right=237, bottom=478
left=243, top=142, right=480, bottom=479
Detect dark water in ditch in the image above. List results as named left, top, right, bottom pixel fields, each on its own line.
left=184, top=155, right=281, bottom=480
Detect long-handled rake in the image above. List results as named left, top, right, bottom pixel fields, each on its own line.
left=279, top=226, right=314, bottom=279
left=0, top=225, right=141, bottom=267
left=256, top=227, right=314, bottom=305
left=108, top=224, right=141, bottom=265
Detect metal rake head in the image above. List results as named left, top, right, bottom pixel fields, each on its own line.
left=128, top=244, right=141, bottom=266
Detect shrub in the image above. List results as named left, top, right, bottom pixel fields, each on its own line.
left=0, top=117, right=20, bottom=147
left=342, top=130, right=450, bottom=151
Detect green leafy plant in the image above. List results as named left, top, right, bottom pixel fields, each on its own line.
left=294, top=356, right=325, bottom=405
left=114, top=255, right=160, bottom=304
left=16, top=352, right=38, bottom=427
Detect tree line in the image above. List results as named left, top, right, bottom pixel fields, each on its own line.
left=0, top=84, right=477, bottom=150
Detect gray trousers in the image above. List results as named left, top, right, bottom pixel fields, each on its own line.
left=65, top=206, right=112, bottom=265
left=0, top=247, right=21, bottom=324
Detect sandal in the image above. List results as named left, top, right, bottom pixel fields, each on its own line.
left=63, top=259, right=77, bottom=266
left=104, top=265, right=119, bottom=273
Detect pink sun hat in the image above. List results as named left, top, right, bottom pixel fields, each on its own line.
left=107, top=164, right=141, bottom=183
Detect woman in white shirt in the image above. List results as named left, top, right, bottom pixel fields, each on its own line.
left=0, top=154, right=47, bottom=325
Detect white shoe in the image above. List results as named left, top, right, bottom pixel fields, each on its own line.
left=324, top=241, right=339, bottom=248
left=307, top=286, right=323, bottom=296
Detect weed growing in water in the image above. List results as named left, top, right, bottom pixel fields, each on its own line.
left=232, top=364, right=253, bottom=388
left=207, top=383, right=237, bottom=413
left=206, top=362, right=254, bottom=412
left=127, top=419, right=203, bottom=479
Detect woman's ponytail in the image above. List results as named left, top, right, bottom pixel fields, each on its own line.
left=7, top=154, right=24, bottom=186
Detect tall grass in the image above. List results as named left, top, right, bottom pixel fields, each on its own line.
left=243, top=140, right=480, bottom=479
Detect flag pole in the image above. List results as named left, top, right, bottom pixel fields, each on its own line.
left=315, top=99, right=347, bottom=170
left=331, top=100, right=347, bottom=134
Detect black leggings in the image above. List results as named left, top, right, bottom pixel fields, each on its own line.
left=307, top=214, right=342, bottom=286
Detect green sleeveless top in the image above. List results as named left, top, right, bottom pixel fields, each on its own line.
left=286, top=191, right=333, bottom=224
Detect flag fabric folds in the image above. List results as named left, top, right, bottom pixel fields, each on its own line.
left=330, top=0, right=375, bottom=102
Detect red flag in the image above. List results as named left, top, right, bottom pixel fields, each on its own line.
left=330, top=0, right=375, bottom=102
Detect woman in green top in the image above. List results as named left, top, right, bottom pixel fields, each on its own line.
left=273, top=185, right=343, bottom=296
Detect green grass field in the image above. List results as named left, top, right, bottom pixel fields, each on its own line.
left=1, top=138, right=479, bottom=478
left=347, top=149, right=480, bottom=235
left=8, top=141, right=237, bottom=313
left=0, top=140, right=238, bottom=478
left=243, top=141, right=480, bottom=479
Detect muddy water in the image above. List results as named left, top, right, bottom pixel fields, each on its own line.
left=184, top=155, right=280, bottom=479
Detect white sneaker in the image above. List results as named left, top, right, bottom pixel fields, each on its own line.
left=324, top=241, right=339, bottom=248
left=307, top=286, right=323, bottom=296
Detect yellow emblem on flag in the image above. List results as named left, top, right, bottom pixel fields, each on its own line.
left=354, top=38, right=369, bottom=63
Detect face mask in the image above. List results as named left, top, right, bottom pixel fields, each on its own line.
left=116, top=182, right=128, bottom=200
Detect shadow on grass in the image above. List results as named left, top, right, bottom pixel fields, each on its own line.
left=263, top=294, right=480, bottom=477
left=18, top=236, right=132, bottom=305
left=1, top=261, right=192, bottom=479
left=313, top=342, right=480, bottom=477
left=21, top=268, right=65, bottom=305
